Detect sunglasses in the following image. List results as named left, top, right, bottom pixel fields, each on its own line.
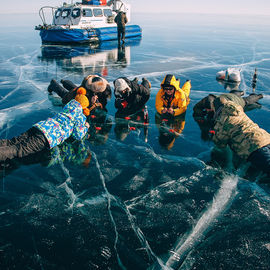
left=163, top=87, right=174, bottom=91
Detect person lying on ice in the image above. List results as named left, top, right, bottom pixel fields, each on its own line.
left=47, top=74, right=111, bottom=111
left=155, top=74, right=191, bottom=117
left=210, top=97, right=270, bottom=177
left=114, top=77, right=151, bottom=117
left=0, top=88, right=90, bottom=163
left=193, top=91, right=263, bottom=119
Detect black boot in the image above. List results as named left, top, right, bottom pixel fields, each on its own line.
left=47, top=79, right=69, bottom=98
left=61, top=79, right=78, bottom=91
left=47, top=79, right=55, bottom=94
left=244, top=93, right=263, bottom=105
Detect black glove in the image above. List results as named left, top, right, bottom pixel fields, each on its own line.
left=142, top=78, right=151, bottom=89
left=132, top=77, right=139, bottom=83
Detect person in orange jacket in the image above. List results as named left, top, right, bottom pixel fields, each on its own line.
left=155, top=74, right=191, bottom=117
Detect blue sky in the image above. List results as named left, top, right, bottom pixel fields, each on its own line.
left=1, top=0, right=270, bottom=15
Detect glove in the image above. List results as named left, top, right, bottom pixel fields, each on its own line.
left=142, top=78, right=151, bottom=89
left=121, top=100, right=128, bottom=108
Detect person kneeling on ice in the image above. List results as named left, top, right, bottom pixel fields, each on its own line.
left=155, top=74, right=191, bottom=117
left=0, top=88, right=90, bottom=163
left=114, top=77, right=151, bottom=117
left=48, top=74, right=111, bottom=111
left=210, top=98, right=270, bottom=176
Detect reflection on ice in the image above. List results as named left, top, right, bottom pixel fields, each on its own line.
left=38, top=38, right=141, bottom=75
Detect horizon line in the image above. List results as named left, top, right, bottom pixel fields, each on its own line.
left=1, top=11, right=269, bottom=16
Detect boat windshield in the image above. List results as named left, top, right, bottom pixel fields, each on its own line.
left=83, top=9, right=93, bottom=17
left=55, top=9, right=61, bottom=18
left=62, top=9, right=71, bottom=18
left=103, top=9, right=112, bottom=17
left=93, top=8, right=103, bottom=17
left=72, top=8, right=81, bottom=18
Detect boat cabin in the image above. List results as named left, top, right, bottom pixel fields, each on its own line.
left=45, top=2, right=131, bottom=29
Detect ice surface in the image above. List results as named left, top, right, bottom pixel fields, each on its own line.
left=0, top=13, right=270, bottom=270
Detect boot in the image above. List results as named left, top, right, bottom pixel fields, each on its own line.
left=142, top=78, right=151, bottom=89
left=47, top=79, right=55, bottom=94
left=243, top=93, right=263, bottom=105
left=61, top=79, right=77, bottom=91
left=47, top=79, right=69, bottom=98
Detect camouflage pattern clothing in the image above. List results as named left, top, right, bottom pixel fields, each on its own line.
left=193, top=92, right=262, bottom=118
left=218, top=93, right=245, bottom=108
left=213, top=101, right=270, bottom=160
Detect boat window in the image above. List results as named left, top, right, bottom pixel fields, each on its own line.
left=82, top=9, right=93, bottom=17
left=103, top=9, right=113, bottom=17
left=62, top=9, right=71, bottom=18
left=72, top=8, right=81, bottom=18
left=55, top=9, right=62, bottom=18
left=93, top=8, right=103, bottom=17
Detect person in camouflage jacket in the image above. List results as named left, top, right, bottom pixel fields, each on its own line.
left=193, top=91, right=263, bottom=119
left=212, top=99, right=270, bottom=175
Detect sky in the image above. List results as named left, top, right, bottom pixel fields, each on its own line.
left=1, top=0, right=270, bottom=15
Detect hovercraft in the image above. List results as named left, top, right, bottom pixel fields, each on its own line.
left=35, top=0, right=142, bottom=44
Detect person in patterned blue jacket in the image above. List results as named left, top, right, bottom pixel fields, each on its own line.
left=0, top=88, right=90, bottom=163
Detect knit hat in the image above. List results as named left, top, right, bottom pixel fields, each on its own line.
left=114, top=78, right=131, bottom=94
left=75, top=87, right=90, bottom=116
left=84, top=75, right=107, bottom=93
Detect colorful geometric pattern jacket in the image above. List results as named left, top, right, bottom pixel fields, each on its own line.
left=34, top=100, right=88, bottom=149
left=48, top=140, right=91, bottom=166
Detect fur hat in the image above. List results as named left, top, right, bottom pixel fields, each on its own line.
left=114, top=78, right=131, bottom=97
left=75, top=87, right=90, bottom=116
left=84, top=75, right=107, bottom=93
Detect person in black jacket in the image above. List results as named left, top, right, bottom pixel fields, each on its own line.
left=47, top=75, right=111, bottom=111
left=113, top=77, right=151, bottom=117
left=114, top=11, right=128, bottom=44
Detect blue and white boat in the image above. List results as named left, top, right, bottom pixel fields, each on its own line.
left=35, top=0, right=142, bottom=44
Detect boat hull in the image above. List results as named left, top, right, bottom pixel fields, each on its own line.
left=39, top=25, right=142, bottom=44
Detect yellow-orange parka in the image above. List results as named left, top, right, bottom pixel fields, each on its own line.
left=155, top=75, right=191, bottom=116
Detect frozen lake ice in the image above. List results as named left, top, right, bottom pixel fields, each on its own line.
left=0, top=12, right=270, bottom=269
